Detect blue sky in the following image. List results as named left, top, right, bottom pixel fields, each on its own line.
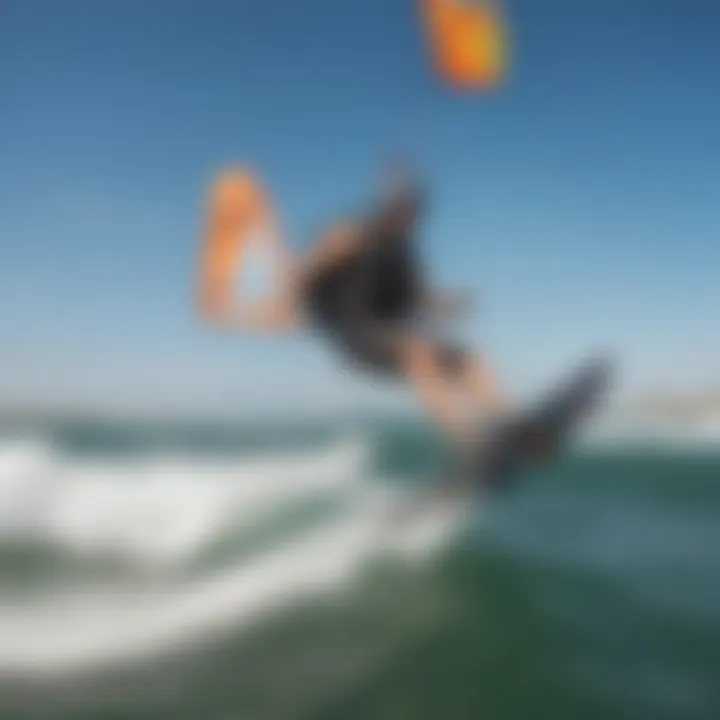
left=2, top=0, right=719, bottom=415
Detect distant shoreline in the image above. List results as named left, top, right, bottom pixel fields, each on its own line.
left=3, top=391, right=720, bottom=430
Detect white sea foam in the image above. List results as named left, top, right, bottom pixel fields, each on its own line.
left=0, top=437, right=366, bottom=565
left=0, top=436, right=463, bottom=675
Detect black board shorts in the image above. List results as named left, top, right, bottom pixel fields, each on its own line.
left=335, top=321, right=406, bottom=375
left=303, top=234, right=466, bottom=377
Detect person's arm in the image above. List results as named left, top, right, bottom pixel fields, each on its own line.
left=205, top=288, right=301, bottom=333
left=201, top=284, right=302, bottom=333
left=417, top=280, right=475, bottom=321
left=200, top=220, right=363, bottom=333
left=199, top=216, right=302, bottom=334
left=295, top=220, right=363, bottom=285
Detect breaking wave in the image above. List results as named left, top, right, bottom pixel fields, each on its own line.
left=0, top=435, right=463, bottom=675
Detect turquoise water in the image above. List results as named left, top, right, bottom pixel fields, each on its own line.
left=0, top=420, right=717, bottom=719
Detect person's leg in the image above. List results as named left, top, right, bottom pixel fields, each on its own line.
left=398, top=336, right=477, bottom=449
left=335, top=319, right=504, bottom=449
left=435, top=347, right=507, bottom=418
left=399, top=337, right=508, bottom=450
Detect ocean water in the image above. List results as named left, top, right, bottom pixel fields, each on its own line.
left=0, top=419, right=717, bottom=720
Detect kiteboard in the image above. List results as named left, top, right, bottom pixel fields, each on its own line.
left=458, top=356, right=613, bottom=495
left=384, top=356, right=613, bottom=547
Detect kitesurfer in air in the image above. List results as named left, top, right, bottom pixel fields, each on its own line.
left=201, top=166, right=506, bottom=452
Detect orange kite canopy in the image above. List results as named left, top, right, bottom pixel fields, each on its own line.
left=421, top=0, right=507, bottom=90
left=199, top=168, right=274, bottom=314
